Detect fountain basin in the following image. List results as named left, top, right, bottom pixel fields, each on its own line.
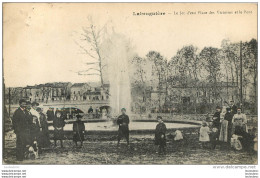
left=48, top=119, right=201, bottom=136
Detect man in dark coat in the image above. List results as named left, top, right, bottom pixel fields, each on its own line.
left=155, top=116, right=167, bottom=154
left=73, top=115, right=85, bottom=147
left=210, top=106, right=221, bottom=149
left=224, top=107, right=233, bottom=143
left=12, top=99, right=32, bottom=161
left=117, top=108, right=130, bottom=146
left=46, top=107, right=55, bottom=121
left=230, top=100, right=237, bottom=115
left=88, top=106, right=93, bottom=113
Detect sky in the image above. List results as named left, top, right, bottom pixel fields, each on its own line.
left=3, top=3, right=257, bottom=87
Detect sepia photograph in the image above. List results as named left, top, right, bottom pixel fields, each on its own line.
left=2, top=2, right=258, bottom=165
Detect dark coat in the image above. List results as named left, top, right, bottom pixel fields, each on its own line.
left=73, top=120, right=85, bottom=142
left=53, top=116, right=66, bottom=140
left=12, top=107, right=33, bottom=160
left=30, top=115, right=41, bottom=141
left=224, top=112, right=233, bottom=142
left=117, top=114, right=130, bottom=139
left=88, top=108, right=93, bottom=113
left=12, top=108, right=31, bottom=134
left=12, top=108, right=32, bottom=145
left=117, top=114, right=129, bottom=132
left=231, top=105, right=237, bottom=115
left=46, top=110, right=55, bottom=121
left=155, top=122, right=167, bottom=146
left=212, top=112, right=221, bottom=129
left=38, top=113, right=51, bottom=147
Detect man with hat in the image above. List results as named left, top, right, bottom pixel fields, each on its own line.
left=73, top=114, right=85, bottom=147
left=12, top=99, right=32, bottom=161
left=117, top=108, right=130, bottom=146
left=230, top=100, right=237, bottom=115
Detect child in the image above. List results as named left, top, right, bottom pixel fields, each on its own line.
left=199, top=121, right=210, bottom=148
left=155, top=116, right=167, bottom=155
left=231, top=134, right=243, bottom=151
left=53, top=110, right=66, bottom=148
left=174, top=130, right=183, bottom=141
left=73, top=115, right=85, bottom=147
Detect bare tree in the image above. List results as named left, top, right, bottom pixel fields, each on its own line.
left=75, top=16, right=107, bottom=87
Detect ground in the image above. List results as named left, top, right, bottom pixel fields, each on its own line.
left=3, top=131, right=257, bottom=165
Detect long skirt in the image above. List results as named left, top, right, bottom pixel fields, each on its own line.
left=219, top=120, right=228, bottom=142
left=38, top=130, right=51, bottom=147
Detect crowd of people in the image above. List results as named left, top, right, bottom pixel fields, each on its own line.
left=199, top=103, right=257, bottom=152
left=12, top=99, right=51, bottom=161
left=11, top=99, right=257, bottom=161
left=12, top=99, right=87, bottom=161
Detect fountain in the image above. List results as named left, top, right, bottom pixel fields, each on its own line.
left=104, top=32, right=132, bottom=116
left=47, top=32, right=201, bottom=137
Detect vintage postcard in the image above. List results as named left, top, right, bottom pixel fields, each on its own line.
left=2, top=2, right=258, bottom=167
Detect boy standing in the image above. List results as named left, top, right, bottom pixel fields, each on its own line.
left=73, top=115, right=85, bottom=147
left=117, top=108, right=130, bottom=146
left=155, top=116, right=167, bottom=154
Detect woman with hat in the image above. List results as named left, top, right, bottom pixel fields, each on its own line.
left=36, top=107, right=51, bottom=149
left=73, top=115, right=85, bottom=147
left=219, top=106, right=229, bottom=144
left=53, top=110, right=66, bottom=148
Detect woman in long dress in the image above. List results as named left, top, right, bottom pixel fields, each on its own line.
left=219, top=106, right=229, bottom=143
left=36, top=108, right=51, bottom=148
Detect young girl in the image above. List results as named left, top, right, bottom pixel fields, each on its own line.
left=199, top=121, right=210, bottom=148
left=155, top=116, right=167, bottom=155
left=53, top=110, right=66, bottom=148
left=73, top=115, right=85, bottom=147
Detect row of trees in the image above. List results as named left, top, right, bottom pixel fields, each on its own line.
left=75, top=18, right=257, bottom=114
left=131, top=39, right=257, bottom=114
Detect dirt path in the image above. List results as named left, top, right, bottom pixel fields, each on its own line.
left=3, top=131, right=257, bottom=165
